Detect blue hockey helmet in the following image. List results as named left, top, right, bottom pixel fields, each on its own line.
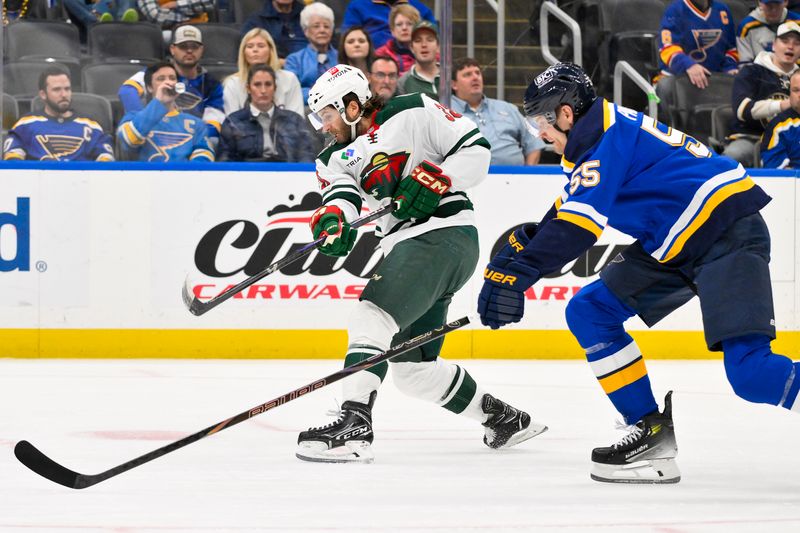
left=523, top=62, right=596, bottom=137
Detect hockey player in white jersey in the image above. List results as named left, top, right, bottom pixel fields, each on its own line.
left=295, top=64, right=547, bottom=463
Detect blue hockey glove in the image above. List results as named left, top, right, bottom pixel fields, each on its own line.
left=392, top=160, right=452, bottom=220
left=477, top=224, right=540, bottom=329
left=310, top=205, right=357, bottom=257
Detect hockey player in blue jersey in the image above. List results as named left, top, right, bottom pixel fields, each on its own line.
left=478, top=62, right=799, bottom=483
left=117, top=62, right=215, bottom=162
left=4, top=66, right=114, bottom=162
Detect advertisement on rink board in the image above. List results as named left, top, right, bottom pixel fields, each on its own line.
left=0, top=166, right=797, bottom=358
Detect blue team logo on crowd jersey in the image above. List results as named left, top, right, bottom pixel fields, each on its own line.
left=690, top=29, right=722, bottom=62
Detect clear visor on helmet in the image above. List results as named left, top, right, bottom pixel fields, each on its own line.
left=524, top=110, right=557, bottom=138
left=307, top=106, right=341, bottom=131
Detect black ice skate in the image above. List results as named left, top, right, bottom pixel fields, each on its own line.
left=481, top=394, right=548, bottom=449
left=296, top=392, right=376, bottom=463
left=590, top=391, right=680, bottom=484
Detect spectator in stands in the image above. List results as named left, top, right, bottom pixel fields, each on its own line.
left=658, top=0, right=739, bottom=89
left=118, top=25, right=225, bottom=141
left=338, top=26, right=375, bottom=78
left=369, top=55, right=400, bottom=102
left=240, top=0, right=307, bottom=59
left=738, top=1, right=800, bottom=64
left=725, top=21, right=800, bottom=164
left=284, top=2, right=338, bottom=102
left=218, top=65, right=315, bottom=162
left=449, top=58, right=544, bottom=166
left=374, top=3, right=419, bottom=76
left=3, top=66, right=114, bottom=161
left=63, top=0, right=139, bottom=38
left=397, top=20, right=439, bottom=99
left=223, top=27, right=304, bottom=116
left=118, top=61, right=214, bottom=162
left=761, top=69, right=800, bottom=167
left=341, top=0, right=435, bottom=49
left=138, top=0, right=214, bottom=33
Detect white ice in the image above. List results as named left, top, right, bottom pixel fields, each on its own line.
left=2, top=358, right=800, bottom=533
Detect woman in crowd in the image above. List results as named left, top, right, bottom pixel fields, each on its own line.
left=284, top=2, right=338, bottom=102
left=223, top=28, right=304, bottom=116
left=218, top=64, right=315, bottom=162
left=374, top=4, right=419, bottom=76
left=337, top=26, right=375, bottom=78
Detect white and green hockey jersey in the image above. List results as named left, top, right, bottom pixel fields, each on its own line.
left=314, top=93, right=491, bottom=253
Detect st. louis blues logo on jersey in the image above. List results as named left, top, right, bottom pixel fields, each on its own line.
left=359, top=151, right=409, bottom=199
left=34, top=134, right=86, bottom=160
left=690, top=29, right=722, bottom=62
left=146, top=131, right=194, bottom=162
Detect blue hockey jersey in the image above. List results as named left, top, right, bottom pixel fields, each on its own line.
left=118, top=68, right=225, bottom=137
left=117, top=98, right=215, bottom=162
left=761, top=108, right=800, bottom=168
left=659, top=0, right=738, bottom=74
left=520, top=99, right=770, bottom=276
left=3, top=114, right=114, bottom=161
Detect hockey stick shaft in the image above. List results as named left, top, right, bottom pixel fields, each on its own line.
left=14, top=315, right=471, bottom=489
left=182, top=201, right=396, bottom=316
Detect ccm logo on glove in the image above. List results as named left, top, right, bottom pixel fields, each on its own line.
left=411, top=164, right=451, bottom=194
left=484, top=268, right=518, bottom=286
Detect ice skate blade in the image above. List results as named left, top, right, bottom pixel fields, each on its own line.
left=590, top=458, right=681, bottom=484
left=493, top=422, right=549, bottom=450
left=295, top=440, right=374, bottom=464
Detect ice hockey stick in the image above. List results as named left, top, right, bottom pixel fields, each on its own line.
left=14, top=315, right=472, bottom=489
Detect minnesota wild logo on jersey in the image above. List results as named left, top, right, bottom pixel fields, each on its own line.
left=359, top=151, right=410, bottom=199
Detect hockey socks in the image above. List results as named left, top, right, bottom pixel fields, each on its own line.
left=342, top=345, right=387, bottom=404
left=587, top=335, right=658, bottom=425
left=721, top=334, right=800, bottom=409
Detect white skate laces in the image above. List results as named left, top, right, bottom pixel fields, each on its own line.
left=612, top=420, right=643, bottom=448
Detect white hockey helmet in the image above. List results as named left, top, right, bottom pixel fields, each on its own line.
left=307, top=64, right=372, bottom=132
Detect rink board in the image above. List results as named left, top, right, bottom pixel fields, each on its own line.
left=0, top=163, right=797, bottom=358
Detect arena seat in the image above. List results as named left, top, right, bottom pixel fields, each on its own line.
left=31, top=93, right=115, bottom=136
left=192, top=24, right=242, bottom=64
left=2, top=93, right=20, bottom=132
left=4, top=20, right=81, bottom=63
left=88, top=22, right=164, bottom=63
left=664, top=74, right=735, bottom=146
left=233, top=0, right=264, bottom=25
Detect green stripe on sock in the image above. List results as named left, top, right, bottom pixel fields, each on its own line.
left=344, top=349, right=388, bottom=381
left=441, top=368, right=477, bottom=414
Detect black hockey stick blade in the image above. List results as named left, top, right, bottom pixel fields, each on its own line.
left=182, top=201, right=397, bottom=316
left=14, top=440, right=85, bottom=489
left=15, top=314, right=471, bottom=489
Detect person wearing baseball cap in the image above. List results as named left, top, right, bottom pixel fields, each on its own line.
left=737, top=0, right=800, bottom=64
left=725, top=18, right=800, bottom=164
left=118, top=23, right=225, bottom=149
left=397, top=20, right=440, bottom=99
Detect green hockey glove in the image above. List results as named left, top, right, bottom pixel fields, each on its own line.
left=392, top=160, right=452, bottom=220
left=309, top=205, right=357, bottom=257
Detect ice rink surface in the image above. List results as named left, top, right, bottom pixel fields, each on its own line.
left=2, top=358, right=800, bottom=533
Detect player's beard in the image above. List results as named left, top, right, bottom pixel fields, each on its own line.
left=45, top=96, right=71, bottom=116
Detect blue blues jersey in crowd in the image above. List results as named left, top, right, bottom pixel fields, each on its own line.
left=659, top=0, right=738, bottom=74
left=118, top=68, right=225, bottom=137
left=521, top=99, right=770, bottom=276
left=3, top=114, right=114, bottom=161
left=761, top=108, right=800, bottom=168
left=117, top=98, right=214, bottom=162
